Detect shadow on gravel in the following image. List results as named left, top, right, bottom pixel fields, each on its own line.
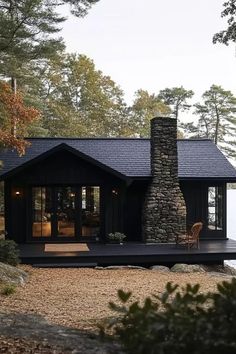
left=0, top=312, right=123, bottom=354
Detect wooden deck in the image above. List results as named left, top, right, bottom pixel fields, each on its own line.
left=19, top=239, right=236, bottom=267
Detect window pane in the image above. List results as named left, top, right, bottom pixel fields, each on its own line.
left=32, top=187, right=52, bottom=237
left=57, top=187, right=75, bottom=237
left=81, top=186, right=100, bottom=237
left=216, top=187, right=223, bottom=230
left=208, top=186, right=223, bottom=231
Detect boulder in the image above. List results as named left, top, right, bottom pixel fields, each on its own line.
left=202, top=264, right=236, bottom=276
left=171, top=263, right=205, bottom=273
left=150, top=265, right=170, bottom=272
left=0, top=262, right=28, bottom=285
left=96, top=265, right=146, bottom=270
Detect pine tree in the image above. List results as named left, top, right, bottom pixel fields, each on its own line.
left=158, top=86, right=194, bottom=120
left=182, top=85, right=236, bottom=159
left=213, top=0, right=236, bottom=45
left=0, top=0, right=99, bottom=135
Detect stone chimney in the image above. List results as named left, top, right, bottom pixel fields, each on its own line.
left=143, top=117, right=186, bottom=242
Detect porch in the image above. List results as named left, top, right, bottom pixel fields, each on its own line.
left=19, top=239, right=236, bottom=267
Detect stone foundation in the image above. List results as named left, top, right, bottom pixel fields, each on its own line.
left=143, top=117, right=186, bottom=242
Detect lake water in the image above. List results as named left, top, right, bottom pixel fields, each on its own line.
left=226, top=189, right=236, bottom=268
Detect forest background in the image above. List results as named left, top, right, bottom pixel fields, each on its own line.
left=0, top=0, right=236, bottom=162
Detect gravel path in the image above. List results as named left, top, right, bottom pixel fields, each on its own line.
left=0, top=266, right=234, bottom=353
left=0, top=266, right=231, bottom=331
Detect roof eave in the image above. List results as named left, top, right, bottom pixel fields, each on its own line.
left=179, top=176, right=236, bottom=182
left=0, top=143, right=131, bottom=183
left=129, top=176, right=236, bottom=181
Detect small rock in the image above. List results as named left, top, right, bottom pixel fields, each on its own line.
left=126, top=265, right=146, bottom=270
left=99, top=265, right=146, bottom=270
left=171, top=263, right=205, bottom=273
left=150, top=265, right=170, bottom=272
left=0, top=262, right=28, bottom=285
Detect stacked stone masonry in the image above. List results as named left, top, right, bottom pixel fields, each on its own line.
left=143, top=117, right=186, bottom=242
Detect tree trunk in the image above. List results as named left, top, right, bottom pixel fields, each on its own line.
left=215, top=104, right=220, bottom=145
left=11, top=77, right=17, bottom=137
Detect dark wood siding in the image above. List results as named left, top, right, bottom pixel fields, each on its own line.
left=124, top=181, right=148, bottom=241
left=5, top=181, right=27, bottom=243
left=180, top=181, right=227, bottom=239
left=4, top=149, right=227, bottom=243
left=5, top=150, right=126, bottom=243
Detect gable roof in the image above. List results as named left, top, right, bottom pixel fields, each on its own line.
left=0, top=138, right=236, bottom=180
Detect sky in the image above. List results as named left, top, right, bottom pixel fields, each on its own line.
left=61, top=0, right=236, bottom=116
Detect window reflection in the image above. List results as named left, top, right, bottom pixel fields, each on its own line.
left=81, top=186, right=100, bottom=237
left=32, top=186, right=101, bottom=239
left=32, top=187, right=52, bottom=237
left=57, top=187, right=75, bottom=237
left=208, top=186, right=223, bottom=230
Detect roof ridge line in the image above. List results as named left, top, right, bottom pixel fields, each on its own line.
left=24, top=137, right=212, bottom=142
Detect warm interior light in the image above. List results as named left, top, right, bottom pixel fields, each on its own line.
left=15, top=191, right=20, bottom=196
left=112, top=189, right=118, bottom=195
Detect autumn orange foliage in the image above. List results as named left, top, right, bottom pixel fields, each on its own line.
left=0, top=81, right=39, bottom=155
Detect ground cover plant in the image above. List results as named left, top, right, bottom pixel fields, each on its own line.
left=1, top=283, right=16, bottom=296
left=102, top=278, right=236, bottom=354
left=0, top=239, right=19, bottom=266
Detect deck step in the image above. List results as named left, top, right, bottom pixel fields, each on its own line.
left=32, top=262, right=98, bottom=268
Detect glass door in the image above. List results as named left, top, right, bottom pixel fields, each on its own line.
left=32, top=186, right=53, bottom=238
left=56, top=186, right=76, bottom=238
left=81, top=186, right=100, bottom=238
left=31, top=185, right=100, bottom=241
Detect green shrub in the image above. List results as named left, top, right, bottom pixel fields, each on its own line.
left=1, top=283, right=16, bottom=296
left=107, top=232, right=126, bottom=243
left=102, top=279, right=236, bottom=354
left=0, top=239, right=20, bottom=266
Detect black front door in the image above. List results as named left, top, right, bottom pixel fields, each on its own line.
left=31, top=185, right=100, bottom=241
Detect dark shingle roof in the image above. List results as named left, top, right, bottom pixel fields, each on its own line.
left=0, top=138, right=236, bottom=180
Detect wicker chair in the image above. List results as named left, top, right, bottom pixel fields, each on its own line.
left=176, top=222, right=203, bottom=250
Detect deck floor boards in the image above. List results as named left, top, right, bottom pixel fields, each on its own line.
left=19, top=239, right=236, bottom=266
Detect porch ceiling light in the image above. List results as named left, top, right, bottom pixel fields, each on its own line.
left=15, top=191, right=20, bottom=196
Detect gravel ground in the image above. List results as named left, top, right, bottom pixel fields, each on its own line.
left=0, top=266, right=234, bottom=353
left=0, top=266, right=232, bottom=331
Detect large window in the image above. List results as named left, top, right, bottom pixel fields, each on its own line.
left=81, top=186, right=100, bottom=237
left=208, top=186, right=223, bottom=230
left=32, top=187, right=52, bottom=237
left=32, top=185, right=100, bottom=239
left=56, top=186, right=75, bottom=237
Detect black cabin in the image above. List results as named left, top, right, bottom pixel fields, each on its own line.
left=0, top=117, right=236, bottom=245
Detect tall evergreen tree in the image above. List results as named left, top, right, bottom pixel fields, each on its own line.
left=158, top=86, right=194, bottom=120
left=182, top=85, right=236, bottom=159
left=0, top=0, right=99, bottom=80
left=0, top=0, right=99, bottom=136
left=213, top=0, right=236, bottom=45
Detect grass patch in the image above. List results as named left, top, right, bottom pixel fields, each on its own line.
left=1, top=284, right=16, bottom=296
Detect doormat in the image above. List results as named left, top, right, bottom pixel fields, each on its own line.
left=44, top=243, right=89, bottom=252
